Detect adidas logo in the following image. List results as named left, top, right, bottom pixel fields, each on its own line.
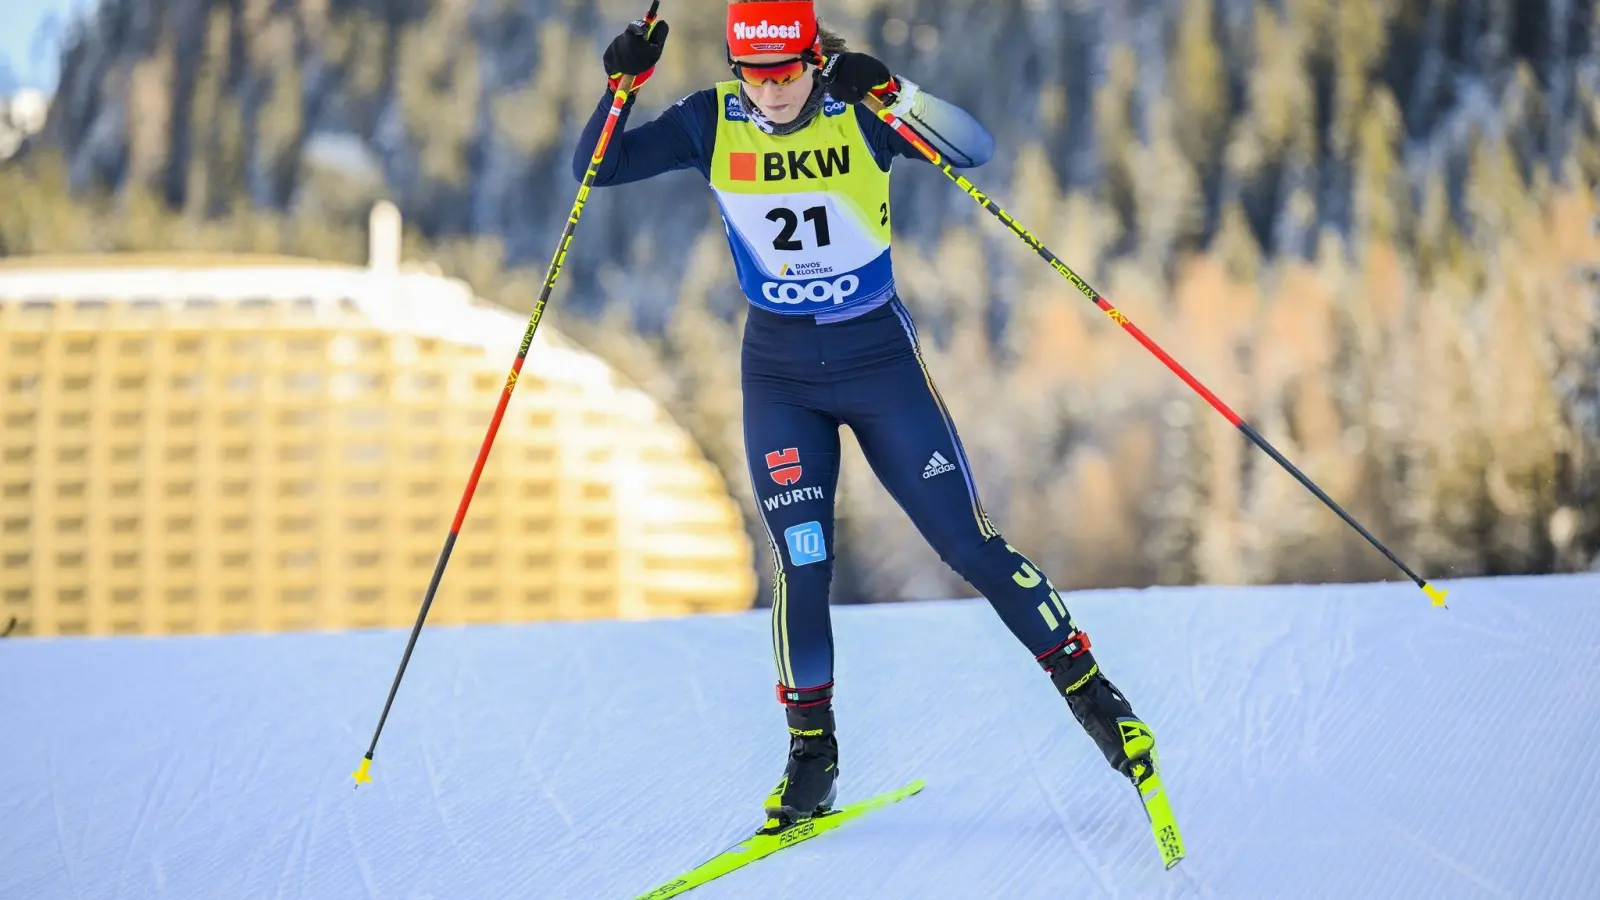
left=922, top=451, right=956, bottom=480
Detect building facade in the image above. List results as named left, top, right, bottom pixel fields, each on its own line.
left=0, top=210, right=755, bottom=637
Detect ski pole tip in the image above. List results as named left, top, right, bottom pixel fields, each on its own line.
left=1422, top=582, right=1448, bottom=608
left=352, top=756, right=373, bottom=787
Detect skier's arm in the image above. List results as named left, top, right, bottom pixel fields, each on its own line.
left=570, top=88, right=717, bottom=185
left=823, top=53, right=993, bottom=171
left=855, top=78, right=995, bottom=171
left=572, top=15, right=714, bottom=185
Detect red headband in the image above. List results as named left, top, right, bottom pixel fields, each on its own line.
left=727, top=1, right=818, bottom=57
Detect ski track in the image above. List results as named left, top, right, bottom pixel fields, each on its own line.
left=1023, top=738, right=1118, bottom=899
left=2, top=574, right=1599, bottom=899
left=115, top=737, right=175, bottom=897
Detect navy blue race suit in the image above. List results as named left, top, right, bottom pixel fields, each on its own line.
left=574, top=83, right=1085, bottom=694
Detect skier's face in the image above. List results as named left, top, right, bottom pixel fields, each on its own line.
left=732, top=52, right=816, bottom=124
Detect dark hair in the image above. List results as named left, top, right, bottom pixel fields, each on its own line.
left=727, top=1, right=849, bottom=55
left=818, top=23, right=847, bottom=56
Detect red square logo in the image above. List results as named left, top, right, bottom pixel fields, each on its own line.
left=729, top=152, right=757, bottom=182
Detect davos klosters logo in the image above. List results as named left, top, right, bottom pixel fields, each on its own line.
left=732, top=19, right=804, bottom=40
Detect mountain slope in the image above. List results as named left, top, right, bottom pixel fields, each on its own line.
left=3, top=573, right=1598, bottom=899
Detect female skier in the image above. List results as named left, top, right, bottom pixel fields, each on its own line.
left=575, top=0, right=1156, bottom=831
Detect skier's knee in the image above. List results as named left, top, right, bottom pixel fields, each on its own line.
left=937, top=533, right=1038, bottom=588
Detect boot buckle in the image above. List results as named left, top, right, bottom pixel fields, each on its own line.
left=1036, top=629, right=1092, bottom=668
left=777, top=681, right=833, bottom=707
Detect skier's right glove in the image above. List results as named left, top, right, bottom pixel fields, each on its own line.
left=603, top=17, right=670, bottom=93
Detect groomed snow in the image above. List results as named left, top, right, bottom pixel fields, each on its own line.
left=4, top=573, right=1597, bottom=899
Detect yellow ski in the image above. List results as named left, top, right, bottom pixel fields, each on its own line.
left=630, top=780, right=925, bottom=900
left=1121, top=720, right=1186, bottom=869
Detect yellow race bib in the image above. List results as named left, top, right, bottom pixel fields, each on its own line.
left=709, top=83, right=895, bottom=315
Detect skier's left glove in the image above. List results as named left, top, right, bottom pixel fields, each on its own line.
left=818, top=52, right=900, bottom=105
left=603, top=17, right=671, bottom=93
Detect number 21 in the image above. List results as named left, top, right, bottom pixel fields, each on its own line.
left=767, top=205, right=832, bottom=250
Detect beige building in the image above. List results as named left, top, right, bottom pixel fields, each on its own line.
left=0, top=206, right=756, bottom=637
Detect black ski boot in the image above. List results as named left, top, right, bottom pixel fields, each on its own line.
left=761, top=683, right=839, bottom=833
left=1038, top=629, right=1156, bottom=780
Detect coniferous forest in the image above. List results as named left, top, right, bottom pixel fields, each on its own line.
left=4, top=0, right=1600, bottom=605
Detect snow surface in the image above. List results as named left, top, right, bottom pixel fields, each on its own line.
left=3, top=573, right=1599, bottom=899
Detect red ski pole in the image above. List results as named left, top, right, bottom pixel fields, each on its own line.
left=860, top=93, right=1448, bottom=610
left=352, top=1, right=667, bottom=787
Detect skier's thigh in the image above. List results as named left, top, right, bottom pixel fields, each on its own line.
left=742, top=389, right=843, bottom=564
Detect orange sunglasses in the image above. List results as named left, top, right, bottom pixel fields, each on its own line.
left=728, top=53, right=817, bottom=87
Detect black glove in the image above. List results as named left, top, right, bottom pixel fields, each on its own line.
left=818, top=52, right=897, bottom=104
left=603, top=18, right=670, bottom=90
